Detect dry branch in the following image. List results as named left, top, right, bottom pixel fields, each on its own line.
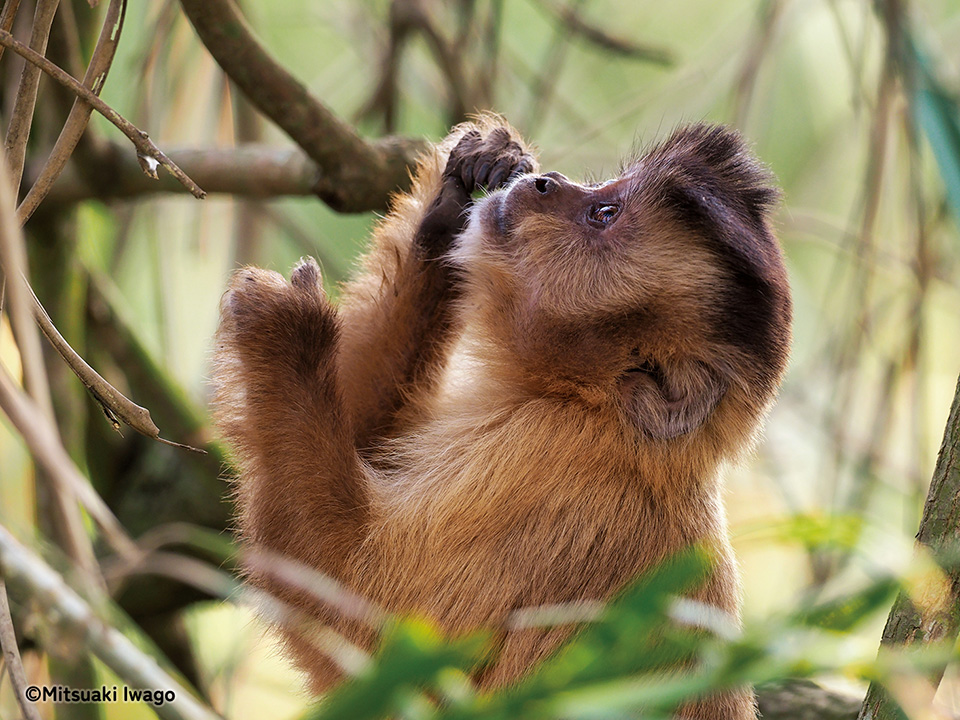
left=0, top=28, right=206, bottom=199
left=857, top=372, right=960, bottom=720
left=0, top=139, right=101, bottom=589
left=0, top=0, right=22, bottom=64
left=3, top=0, right=60, bottom=192
left=16, top=0, right=127, bottom=223
left=0, top=525, right=221, bottom=720
left=178, top=0, right=427, bottom=212
left=25, top=280, right=202, bottom=452
left=535, top=0, right=673, bottom=64
left=108, top=549, right=372, bottom=678
left=38, top=143, right=323, bottom=203
left=0, top=579, right=42, bottom=720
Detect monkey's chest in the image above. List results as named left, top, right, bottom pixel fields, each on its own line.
left=366, top=472, right=681, bottom=632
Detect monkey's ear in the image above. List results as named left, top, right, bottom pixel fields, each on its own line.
left=619, top=358, right=726, bottom=439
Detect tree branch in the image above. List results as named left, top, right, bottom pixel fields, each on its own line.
left=858, top=371, right=960, bottom=720
left=3, top=0, right=60, bottom=193
left=16, top=0, right=127, bottom=224
left=178, top=0, right=428, bottom=212
left=0, top=140, right=102, bottom=591
left=0, top=579, right=42, bottom=720
left=25, top=279, right=202, bottom=452
left=534, top=0, right=673, bottom=64
left=0, top=524, right=221, bottom=720
left=0, top=28, right=206, bottom=199
left=0, top=0, right=22, bottom=64
left=36, top=143, right=323, bottom=204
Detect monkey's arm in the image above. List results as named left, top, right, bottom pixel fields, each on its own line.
left=213, top=260, right=368, bottom=580
left=336, top=120, right=536, bottom=447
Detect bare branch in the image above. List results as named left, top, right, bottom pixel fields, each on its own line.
left=24, top=280, right=205, bottom=452
left=178, top=0, right=428, bottom=212
left=16, top=0, right=127, bottom=224
left=105, top=549, right=372, bottom=678
left=0, top=0, right=22, bottom=64
left=535, top=0, right=673, bottom=65
left=733, top=0, right=785, bottom=127
left=0, top=579, right=42, bottom=720
left=0, top=28, right=206, bottom=199
left=244, top=548, right=388, bottom=629
left=354, top=1, right=413, bottom=133
left=0, top=139, right=100, bottom=588
left=0, top=525, right=221, bottom=720
left=4, top=0, right=60, bottom=193
left=37, top=143, right=323, bottom=204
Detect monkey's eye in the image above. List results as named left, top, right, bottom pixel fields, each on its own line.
left=587, top=204, right=620, bottom=227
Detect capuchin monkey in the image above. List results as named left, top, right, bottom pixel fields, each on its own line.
left=212, top=115, right=791, bottom=719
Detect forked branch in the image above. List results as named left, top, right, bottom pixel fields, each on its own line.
left=178, top=0, right=427, bottom=212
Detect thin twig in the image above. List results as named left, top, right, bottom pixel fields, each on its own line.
left=424, top=28, right=472, bottom=125
left=354, top=0, right=413, bottom=133
left=0, top=139, right=100, bottom=590
left=534, top=0, right=673, bottom=65
left=0, top=525, right=222, bottom=720
left=244, top=548, right=387, bottom=629
left=231, top=83, right=265, bottom=266
left=0, top=0, right=22, bottom=64
left=0, top=28, right=206, bottom=199
left=35, top=143, right=324, bottom=204
left=26, top=280, right=204, bottom=452
left=477, top=0, right=504, bottom=107
left=4, top=0, right=61, bottom=193
left=524, top=0, right=586, bottom=132
left=49, top=0, right=83, bottom=78
left=0, top=579, right=42, bottom=720
left=733, top=0, right=784, bottom=128
left=105, top=549, right=372, bottom=678
left=17, top=0, right=127, bottom=223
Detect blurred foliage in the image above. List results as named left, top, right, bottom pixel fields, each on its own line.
left=297, top=548, right=935, bottom=720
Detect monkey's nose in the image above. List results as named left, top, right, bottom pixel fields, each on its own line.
left=534, top=172, right=566, bottom=195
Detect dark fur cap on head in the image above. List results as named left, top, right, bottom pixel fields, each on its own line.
left=639, top=124, right=792, bottom=391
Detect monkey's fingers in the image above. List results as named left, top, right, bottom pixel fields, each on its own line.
left=291, top=256, right=325, bottom=298
left=446, top=125, right=534, bottom=192
left=510, top=154, right=536, bottom=179
left=416, top=175, right=471, bottom=259
left=447, top=130, right=482, bottom=191
left=487, top=151, right=535, bottom=190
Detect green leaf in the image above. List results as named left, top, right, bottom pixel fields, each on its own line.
left=302, top=619, right=488, bottom=720
left=792, top=576, right=899, bottom=632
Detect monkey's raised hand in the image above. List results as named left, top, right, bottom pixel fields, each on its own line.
left=218, top=257, right=336, bottom=384
left=417, top=127, right=535, bottom=260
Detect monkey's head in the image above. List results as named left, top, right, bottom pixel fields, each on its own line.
left=453, top=124, right=791, bottom=457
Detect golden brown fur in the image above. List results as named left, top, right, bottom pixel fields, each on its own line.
left=212, top=115, right=791, bottom=719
